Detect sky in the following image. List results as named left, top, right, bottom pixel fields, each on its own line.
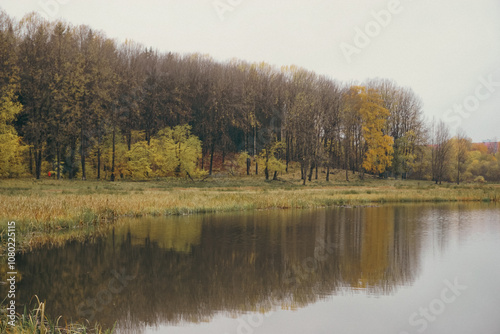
left=1, top=0, right=499, bottom=142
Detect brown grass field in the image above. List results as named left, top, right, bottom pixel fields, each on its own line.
left=1, top=173, right=499, bottom=251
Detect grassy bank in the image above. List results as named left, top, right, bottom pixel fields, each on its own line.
left=1, top=175, right=499, bottom=251
left=0, top=297, right=114, bottom=334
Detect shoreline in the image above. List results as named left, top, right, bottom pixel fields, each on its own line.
left=1, top=177, right=499, bottom=252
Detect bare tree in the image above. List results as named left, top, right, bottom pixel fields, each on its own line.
left=431, top=120, right=452, bottom=184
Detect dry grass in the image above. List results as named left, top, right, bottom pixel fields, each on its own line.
left=1, top=176, right=499, bottom=251
left=0, top=296, right=114, bottom=333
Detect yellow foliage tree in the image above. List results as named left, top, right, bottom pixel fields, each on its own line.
left=126, top=141, right=153, bottom=179
left=258, top=141, right=286, bottom=180
left=153, top=125, right=205, bottom=178
left=355, top=86, right=394, bottom=174
left=228, top=151, right=250, bottom=175
left=0, top=15, right=26, bottom=178
left=126, top=125, right=205, bottom=179
left=0, top=91, right=26, bottom=178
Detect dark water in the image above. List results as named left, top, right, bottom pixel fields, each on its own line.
left=5, top=204, right=500, bottom=334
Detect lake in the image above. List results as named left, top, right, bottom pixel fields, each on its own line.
left=5, top=204, right=500, bottom=334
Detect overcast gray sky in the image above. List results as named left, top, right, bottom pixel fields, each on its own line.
left=1, top=0, right=499, bottom=141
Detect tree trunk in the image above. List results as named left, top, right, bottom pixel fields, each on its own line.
left=326, top=166, right=330, bottom=181
left=81, top=125, right=86, bottom=180
left=265, top=152, right=269, bottom=180
left=253, top=126, right=257, bottom=156
left=81, top=153, right=86, bottom=180
left=68, top=142, right=74, bottom=179
left=126, top=130, right=131, bottom=151
left=308, top=163, right=314, bottom=182
left=201, top=146, right=205, bottom=170
left=28, top=145, right=33, bottom=176
left=96, top=118, right=101, bottom=179
left=302, top=165, right=307, bottom=185
left=209, top=142, right=215, bottom=175
left=344, top=140, right=350, bottom=182
left=245, top=131, right=248, bottom=153
left=97, top=147, right=101, bottom=179
left=35, top=147, right=42, bottom=179
left=111, top=126, right=116, bottom=182
left=273, top=171, right=278, bottom=180
left=56, top=144, right=61, bottom=180
left=285, top=134, right=290, bottom=173
left=246, top=158, right=250, bottom=175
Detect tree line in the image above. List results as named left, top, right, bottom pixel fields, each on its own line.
left=1, top=10, right=499, bottom=183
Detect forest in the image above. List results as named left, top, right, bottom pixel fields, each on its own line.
left=1, top=10, right=499, bottom=184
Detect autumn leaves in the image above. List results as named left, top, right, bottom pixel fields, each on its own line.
left=0, top=11, right=426, bottom=182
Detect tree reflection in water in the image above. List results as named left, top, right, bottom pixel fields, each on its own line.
left=12, top=205, right=430, bottom=332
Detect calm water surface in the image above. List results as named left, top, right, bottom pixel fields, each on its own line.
left=6, top=204, right=500, bottom=334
